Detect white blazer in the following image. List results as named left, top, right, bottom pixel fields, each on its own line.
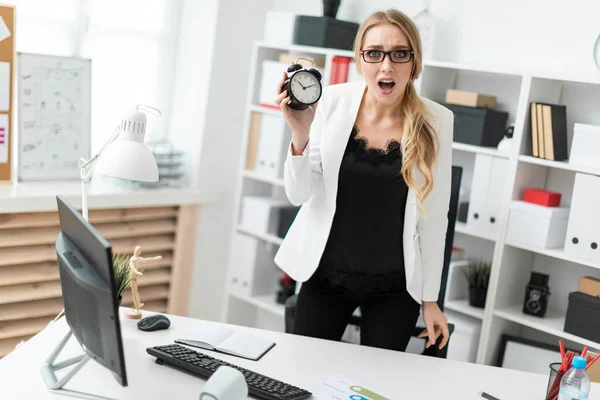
left=273, top=80, right=454, bottom=304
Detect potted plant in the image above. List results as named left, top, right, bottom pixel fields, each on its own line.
left=462, top=259, right=491, bottom=308
left=113, top=253, right=133, bottom=306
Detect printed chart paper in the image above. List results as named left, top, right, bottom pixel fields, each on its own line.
left=310, top=375, right=394, bottom=400
left=17, top=53, right=91, bottom=180
left=0, top=114, right=8, bottom=163
left=0, top=62, right=9, bottom=112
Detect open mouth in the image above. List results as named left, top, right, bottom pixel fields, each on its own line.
left=378, top=79, right=395, bottom=91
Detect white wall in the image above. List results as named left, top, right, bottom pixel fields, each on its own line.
left=167, top=0, right=219, bottom=184
left=178, top=0, right=273, bottom=321
left=271, top=0, right=600, bottom=78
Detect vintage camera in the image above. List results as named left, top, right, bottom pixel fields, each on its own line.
left=523, top=272, right=550, bottom=317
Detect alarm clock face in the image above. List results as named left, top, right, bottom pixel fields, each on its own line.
left=290, top=70, right=321, bottom=105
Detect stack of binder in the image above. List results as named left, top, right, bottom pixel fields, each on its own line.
left=530, top=102, right=568, bottom=161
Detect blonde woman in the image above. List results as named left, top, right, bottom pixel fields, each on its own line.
left=273, top=8, right=453, bottom=352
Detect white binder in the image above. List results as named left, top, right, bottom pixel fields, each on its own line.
left=254, top=114, right=289, bottom=179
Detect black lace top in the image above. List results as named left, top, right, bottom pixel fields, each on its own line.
left=315, top=125, right=409, bottom=292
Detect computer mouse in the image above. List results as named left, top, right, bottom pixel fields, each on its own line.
left=137, top=314, right=171, bottom=332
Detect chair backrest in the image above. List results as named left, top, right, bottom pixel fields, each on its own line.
left=436, top=165, right=463, bottom=312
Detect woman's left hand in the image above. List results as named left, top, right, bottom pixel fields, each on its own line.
left=418, top=301, right=450, bottom=349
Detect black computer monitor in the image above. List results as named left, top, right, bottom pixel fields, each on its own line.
left=55, top=194, right=128, bottom=386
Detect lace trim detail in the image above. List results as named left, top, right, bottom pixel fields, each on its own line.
left=351, top=125, right=401, bottom=157
left=314, top=264, right=406, bottom=292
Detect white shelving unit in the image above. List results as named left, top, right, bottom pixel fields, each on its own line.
left=222, top=41, right=600, bottom=368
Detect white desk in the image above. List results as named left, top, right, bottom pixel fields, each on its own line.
left=1, top=310, right=599, bottom=399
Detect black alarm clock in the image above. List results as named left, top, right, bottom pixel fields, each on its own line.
left=281, top=57, right=322, bottom=110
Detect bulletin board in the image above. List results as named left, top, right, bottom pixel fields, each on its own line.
left=17, top=52, right=91, bottom=181
left=0, top=4, right=15, bottom=183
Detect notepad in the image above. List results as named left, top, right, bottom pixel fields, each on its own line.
left=175, top=326, right=276, bottom=361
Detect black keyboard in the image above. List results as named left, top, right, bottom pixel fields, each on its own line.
left=147, top=344, right=312, bottom=400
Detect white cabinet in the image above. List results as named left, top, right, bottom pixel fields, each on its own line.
left=466, top=155, right=508, bottom=236
left=564, top=173, right=600, bottom=263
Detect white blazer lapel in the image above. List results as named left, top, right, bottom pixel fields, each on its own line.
left=322, top=82, right=366, bottom=203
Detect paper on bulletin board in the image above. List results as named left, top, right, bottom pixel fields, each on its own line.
left=0, top=62, right=9, bottom=112
left=17, top=53, right=91, bottom=181
left=0, top=16, right=10, bottom=43
left=0, top=114, right=8, bottom=163
left=310, top=375, right=395, bottom=400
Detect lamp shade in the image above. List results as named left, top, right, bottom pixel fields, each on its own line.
left=94, top=108, right=159, bottom=182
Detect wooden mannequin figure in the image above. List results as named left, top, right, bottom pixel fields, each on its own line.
left=125, top=245, right=162, bottom=319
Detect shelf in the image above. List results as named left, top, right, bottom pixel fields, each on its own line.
left=229, top=291, right=285, bottom=317
left=237, top=226, right=283, bottom=246
left=256, top=41, right=354, bottom=58
left=454, top=222, right=497, bottom=241
left=519, top=155, right=600, bottom=176
left=250, top=105, right=282, bottom=117
left=494, top=305, right=600, bottom=350
left=242, top=170, right=284, bottom=187
left=421, top=59, right=526, bottom=77
left=505, top=241, right=600, bottom=270
left=445, top=299, right=485, bottom=320
left=451, top=142, right=509, bottom=159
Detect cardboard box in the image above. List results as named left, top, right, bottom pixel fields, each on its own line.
left=445, top=89, right=497, bottom=109
left=278, top=53, right=325, bottom=69
left=578, top=276, right=600, bottom=297
left=587, top=351, right=600, bottom=383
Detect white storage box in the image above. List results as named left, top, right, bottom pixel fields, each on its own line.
left=564, top=173, right=600, bottom=264
left=263, top=11, right=296, bottom=45
left=240, top=196, right=290, bottom=236
left=228, top=233, right=278, bottom=297
left=505, top=200, right=570, bottom=249
left=569, top=123, right=600, bottom=170
left=258, top=60, right=290, bottom=107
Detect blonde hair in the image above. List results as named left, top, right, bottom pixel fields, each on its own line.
left=353, top=9, right=438, bottom=215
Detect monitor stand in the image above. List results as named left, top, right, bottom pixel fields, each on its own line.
left=40, top=329, right=118, bottom=400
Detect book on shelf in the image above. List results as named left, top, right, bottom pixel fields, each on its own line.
left=530, top=102, right=568, bottom=161
left=329, top=56, right=350, bottom=85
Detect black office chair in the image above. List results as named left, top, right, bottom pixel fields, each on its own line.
left=284, top=166, right=463, bottom=359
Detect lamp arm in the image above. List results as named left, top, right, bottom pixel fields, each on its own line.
left=79, top=126, right=120, bottom=181
left=78, top=126, right=120, bottom=221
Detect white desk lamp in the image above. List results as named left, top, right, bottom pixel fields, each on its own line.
left=78, top=105, right=161, bottom=221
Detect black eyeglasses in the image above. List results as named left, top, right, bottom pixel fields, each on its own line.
left=360, top=49, right=414, bottom=64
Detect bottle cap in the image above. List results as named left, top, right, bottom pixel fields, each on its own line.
left=572, top=355, right=587, bottom=369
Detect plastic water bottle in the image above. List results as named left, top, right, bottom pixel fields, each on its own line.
left=558, top=356, right=590, bottom=400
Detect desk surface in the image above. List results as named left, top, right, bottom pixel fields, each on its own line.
left=1, top=310, right=598, bottom=400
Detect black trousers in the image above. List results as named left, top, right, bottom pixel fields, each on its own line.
left=293, top=271, right=421, bottom=352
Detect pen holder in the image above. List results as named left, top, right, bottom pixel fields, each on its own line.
left=546, top=362, right=564, bottom=400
